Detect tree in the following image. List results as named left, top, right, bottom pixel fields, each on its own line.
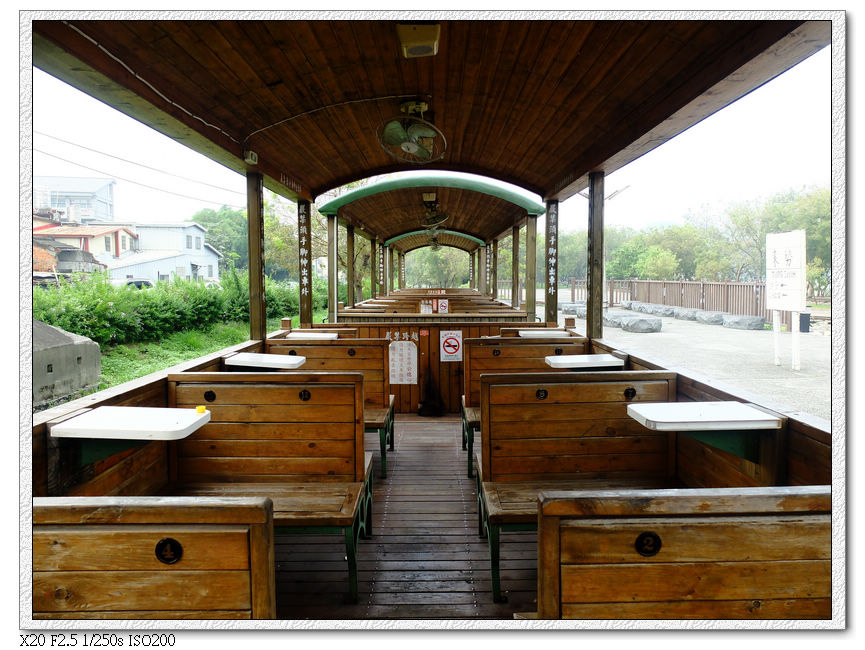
left=606, top=237, right=646, bottom=279
left=635, top=246, right=679, bottom=280
left=190, top=205, right=248, bottom=271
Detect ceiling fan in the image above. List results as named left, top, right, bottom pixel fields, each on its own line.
left=377, top=101, right=446, bottom=164
left=419, top=191, right=448, bottom=229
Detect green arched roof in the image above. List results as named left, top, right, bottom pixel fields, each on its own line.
left=318, top=174, right=546, bottom=216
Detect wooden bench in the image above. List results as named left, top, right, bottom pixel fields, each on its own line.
left=166, top=371, right=373, bottom=603
left=33, top=496, right=276, bottom=619
left=533, top=486, right=832, bottom=619
left=476, top=370, right=680, bottom=602
left=460, top=335, right=591, bottom=478
left=263, top=337, right=396, bottom=477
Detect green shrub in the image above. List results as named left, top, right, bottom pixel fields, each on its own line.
left=33, top=269, right=302, bottom=346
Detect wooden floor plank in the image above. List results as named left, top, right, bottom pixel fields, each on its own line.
left=273, top=414, right=537, bottom=619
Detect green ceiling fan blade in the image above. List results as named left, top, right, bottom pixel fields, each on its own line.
left=412, top=142, right=432, bottom=159
left=382, top=120, right=409, bottom=146
left=407, top=122, right=437, bottom=140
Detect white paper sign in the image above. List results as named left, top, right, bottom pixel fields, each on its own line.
left=388, top=340, right=418, bottom=385
left=440, top=330, right=462, bottom=362
left=438, top=299, right=449, bottom=313
left=766, top=230, right=806, bottom=311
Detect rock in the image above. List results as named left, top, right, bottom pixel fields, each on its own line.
left=695, top=310, right=727, bottom=325
left=647, top=304, right=675, bottom=317
left=672, top=307, right=698, bottom=320
left=603, top=310, right=631, bottom=328
left=722, top=314, right=766, bottom=330
left=621, top=316, right=662, bottom=333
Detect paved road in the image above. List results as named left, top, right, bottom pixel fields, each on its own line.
left=554, top=309, right=833, bottom=424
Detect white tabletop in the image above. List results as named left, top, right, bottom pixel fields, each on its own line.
left=225, top=352, right=306, bottom=369
left=284, top=331, right=338, bottom=340
left=517, top=329, right=569, bottom=338
left=50, top=406, right=211, bottom=440
left=627, top=401, right=783, bottom=431
left=545, top=353, right=625, bottom=369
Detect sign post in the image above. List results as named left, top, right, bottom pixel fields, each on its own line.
left=766, top=230, right=807, bottom=370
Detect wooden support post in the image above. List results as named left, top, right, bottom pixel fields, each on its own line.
left=478, top=245, right=487, bottom=295
left=470, top=250, right=476, bottom=289
left=399, top=252, right=406, bottom=289
left=246, top=172, right=266, bottom=340
left=388, top=246, right=395, bottom=295
left=525, top=215, right=537, bottom=320
left=378, top=241, right=385, bottom=297
left=491, top=239, right=498, bottom=298
left=346, top=225, right=355, bottom=307
left=544, top=199, right=559, bottom=324
left=511, top=225, right=520, bottom=309
left=297, top=200, right=313, bottom=327
left=297, top=199, right=313, bottom=327
left=587, top=172, right=604, bottom=339
left=327, top=214, right=338, bottom=323
left=370, top=239, right=378, bottom=299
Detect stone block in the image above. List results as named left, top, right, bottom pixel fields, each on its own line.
left=621, top=316, right=662, bottom=333
left=722, top=314, right=766, bottom=330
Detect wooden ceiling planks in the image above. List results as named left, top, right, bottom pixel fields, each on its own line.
left=33, top=17, right=824, bottom=217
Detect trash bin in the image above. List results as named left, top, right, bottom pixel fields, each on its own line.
left=799, top=312, right=811, bottom=332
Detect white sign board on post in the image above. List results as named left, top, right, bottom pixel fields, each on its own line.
left=766, top=230, right=807, bottom=370
left=440, top=330, right=462, bottom=362
left=766, top=230, right=807, bottom=312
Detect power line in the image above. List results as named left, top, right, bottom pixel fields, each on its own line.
left=34, top=131, right=246, bottom=196
left=34, top=149, right=246, bottom=210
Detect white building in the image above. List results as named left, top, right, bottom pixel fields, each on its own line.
left=104, top=223, right=222, bottom=284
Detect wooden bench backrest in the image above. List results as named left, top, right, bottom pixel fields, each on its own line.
left=536, top=486, right=832, bottom=619
left=167, top=372, right=365, bottom=482
left=263, top=338, right=389, bottom=409
left=463, top=337, right=591, bottom=407
left=33, top=496, right=276, bottom=620
left=480, top=370, right=677, bottom=482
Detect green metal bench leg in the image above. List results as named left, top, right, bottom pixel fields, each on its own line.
left=460, top=405, right=468, bottom=451
left=378, top=427, right=388, bottom=478
left=477, top=478, right=486, bottom=538
left=344, top=523, right=359, bottom=604
left=467, top=427, right=475, bottom=478
left=360, top=470, right=373, bottom=539
left=388, top=407, right=395, bottom=451
left=487, top=522, right=505, bottom=603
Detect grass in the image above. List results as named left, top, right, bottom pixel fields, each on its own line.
left=98, top=311, right=326, bottom=389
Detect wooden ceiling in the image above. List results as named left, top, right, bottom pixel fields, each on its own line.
left=32, top=17, right=829, bottom=245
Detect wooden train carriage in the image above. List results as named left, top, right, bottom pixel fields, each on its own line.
left=29, top=14, right=837, bottom=626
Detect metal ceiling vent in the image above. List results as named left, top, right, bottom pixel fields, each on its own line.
left=396, top=23, right=440, bottom=58
left=377, top=100, right=447, bottom=164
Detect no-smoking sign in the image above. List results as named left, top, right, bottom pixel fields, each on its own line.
left=440, top=330, right=462, bottom=362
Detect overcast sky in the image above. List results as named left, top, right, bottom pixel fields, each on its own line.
left=31, top=42, right=830, bottom=232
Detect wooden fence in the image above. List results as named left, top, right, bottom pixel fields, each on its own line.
left=563, top=279, right=797, bottom=328
left=496, top=278, right=803, bottom=328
